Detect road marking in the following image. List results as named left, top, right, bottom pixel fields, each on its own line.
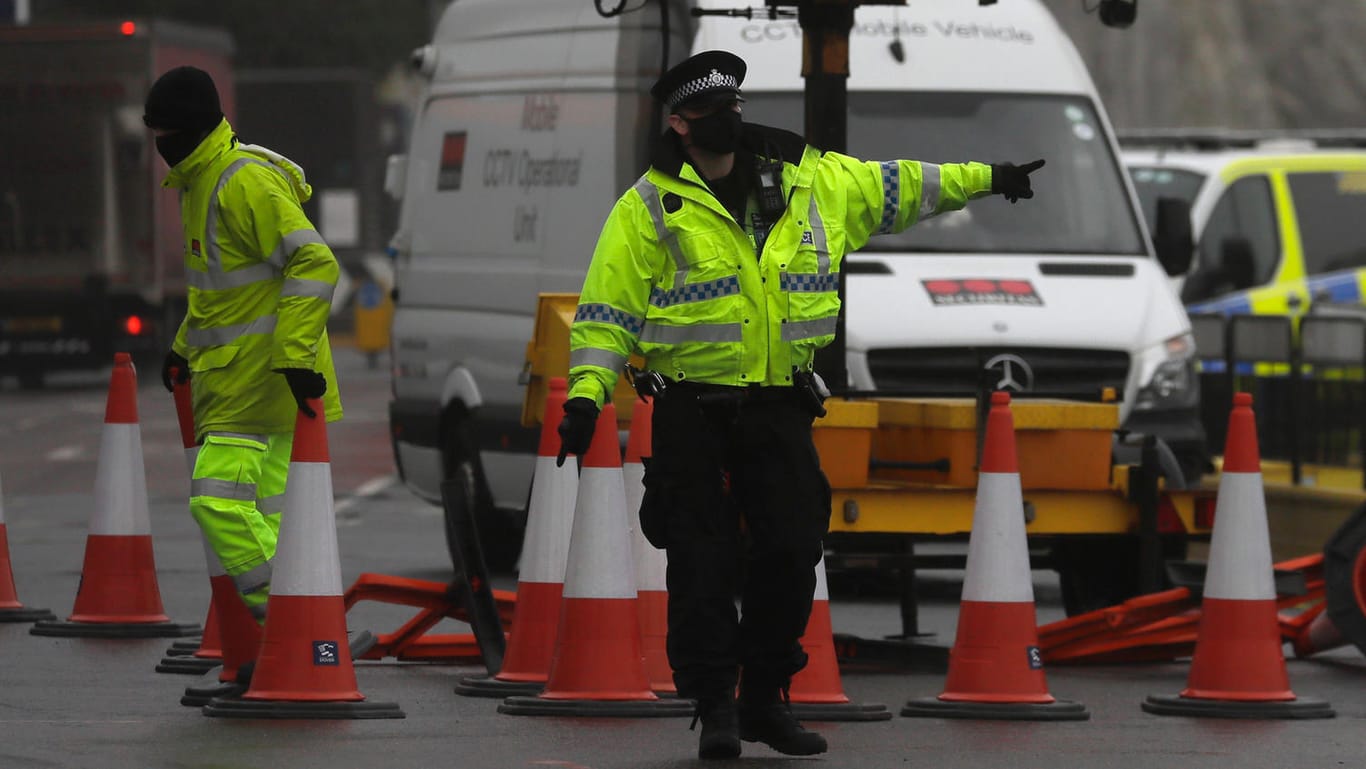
left=45, top=445, right=84, bottom=461
left=334, top=474, right=398, bottom=523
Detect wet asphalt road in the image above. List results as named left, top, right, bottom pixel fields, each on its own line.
left=1, top=348, right=1364, bottom=769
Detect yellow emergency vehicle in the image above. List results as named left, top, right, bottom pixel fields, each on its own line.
left=1122, top=130, right=1366, bottom=317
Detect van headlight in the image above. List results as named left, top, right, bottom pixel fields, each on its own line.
left=1134, top=333, right=1199, bottom=411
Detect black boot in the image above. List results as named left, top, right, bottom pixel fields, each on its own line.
left=692, top=697, right=741, bottom=760
left=738, top=687, right=828, bottom=756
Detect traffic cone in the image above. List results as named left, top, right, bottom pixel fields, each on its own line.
left=31, top=353, right=199, bottom=638
left=623, top=396, right=675, bottom=695
left=456, top=377, right=578, bottom=697
left=160, top=373, right=226, bottom=673
left=0, top=471, right=55, bottom=623
left=789, top=556, right=890, bottom=721
left=499, top=402, right=692, bottom=717
left=1144, top=392, right=1333, bottom=718
left=203, top=399, right=403, bottom=719
left=903, top=391, right=1087, bottom=720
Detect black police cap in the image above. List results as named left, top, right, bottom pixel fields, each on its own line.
left=650, top=50, right=746, bottom=112
left=143, top=66, right=223, bottom=132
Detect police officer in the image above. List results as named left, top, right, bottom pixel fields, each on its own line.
left=144, top=67, right=342, bottom=642
left=558, top=51, right=1043, bottom=760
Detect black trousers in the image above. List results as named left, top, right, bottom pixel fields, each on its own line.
left=639, top=386, right=832, bottom=702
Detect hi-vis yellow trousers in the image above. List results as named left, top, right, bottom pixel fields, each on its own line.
left=189, top=431, right=293, bottom=624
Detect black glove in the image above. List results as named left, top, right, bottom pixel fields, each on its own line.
left=556, top=397, right=600, bottom=467
left=276, top=368, right=327, bottom=418
left=991, top=158, right=1045, bottom=203
left=161, top=350, right=190, bottom=393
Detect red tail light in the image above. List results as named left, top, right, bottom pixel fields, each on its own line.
left=120, top=21, right=137, bottom=36
left=124, top=315, right=144, bottom=335
left=1156, top=493, right=1187, bottom=534
left=1193, top=495, right=1217, bottom=530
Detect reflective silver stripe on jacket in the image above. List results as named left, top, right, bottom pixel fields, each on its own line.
left=190, top=477, right=258, bottom=501
left=233, top=560, right=273, bottom=595
left=877, top=160, right=900, bottom=234
left=256, top=493, right=284, bottom=516
left=281, top=277, right=335, bottom=301
left=919, top=162, right=942, bottom=220
left=780, top=273, right=840, bottom=293
left=574, top=303, right=644, bottom=336
left=807, top=195, right=830, bottom=274
left=208, top=431, right=269, bottom=444
left=205, top=158, right=274, bottom=274
left=186, top=262, right=278, bottom=291
left=640, top=322, right=743, bottom=345
left=633, top=177, right=690, bottom=286
left=569, top=347, right=628, bottom=373
left=185, top=315, right=278, bottom=347
left=267, top=229, right=327, bottom=268
left=650, top=275, right=741, bottom=308
left=780, top=316, right=838, bottom=342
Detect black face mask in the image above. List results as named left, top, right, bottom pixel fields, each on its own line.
left=155, top=130, right=206, bottom=168
left=685, top=109, right=743, bottom=154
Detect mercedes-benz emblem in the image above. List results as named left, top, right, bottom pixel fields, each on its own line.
left=984, top=353, right=1034, bottom=392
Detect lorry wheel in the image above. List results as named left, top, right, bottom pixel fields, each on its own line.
left=441, top=415, right=524, bottom=573
left=1055, top=537, right=1187, bottom=617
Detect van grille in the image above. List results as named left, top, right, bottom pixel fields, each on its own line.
left=865, top=347, right=1131, bottom=398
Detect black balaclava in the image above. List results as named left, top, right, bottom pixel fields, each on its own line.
left=143, top=66, right=224, bottom=167
left=685, top=109, right=743, bottom=155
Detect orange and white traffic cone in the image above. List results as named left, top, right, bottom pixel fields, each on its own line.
left=456, top=377, right=578, bottom=697
left=789, top=556, right=890, bottom=721
left=499, top=402, right=692, bottom=717
left=903, top=392, right=1087, bottom=720
left=202, top=399, right=403, bottom=719
left=623, top=396, right=675, bottom=695
left=31, top=353, right=199, bottom=638
left=1144, top=392, right=1333, bottom=718
left=0, top=470, right=55, bottom=623
left=160, top=372, right=227, bottom=674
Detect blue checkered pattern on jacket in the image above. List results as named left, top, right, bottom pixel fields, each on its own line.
left=780, top=273, right=839, bottom=293
left=650, top=275, right=740, bottom=308
left=575, top=303, right=644, bottom=335
left=877, top=161, right=899, bottom=234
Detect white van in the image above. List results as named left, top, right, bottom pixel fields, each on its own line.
left=385, top=0, right=1201, bottom=569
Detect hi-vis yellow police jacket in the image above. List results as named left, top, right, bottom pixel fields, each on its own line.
left=567, top=123, right=993, bottom=407
left=164, top=119, right=342, bottom=437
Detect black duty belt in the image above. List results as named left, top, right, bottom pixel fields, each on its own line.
left=669, top=381, right=797, bottom=406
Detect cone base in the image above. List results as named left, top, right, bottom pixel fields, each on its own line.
left=203, top=696, right=406, bottom=720
left=164, top=637, right=205, bottom=654
left=791, top=701, right=893, bottom=722
left=498, top=695, right=696, bottom=718
left=454, top=674, right=545, bottom=698
left=181, top=668, right=241, bottom=708
left=156, top=655, right=223, bottom=675
left=0, top=606, right=56, bottom=623
left=1142, top=693, right=1334, bottom=720
left=30, top=619, right=200, bottom=638
left=902, top=697, right=1089, bottom=721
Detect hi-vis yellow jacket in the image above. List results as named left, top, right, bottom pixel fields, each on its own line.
left=164, top=119, right=342, bottom=437
left=567, top=124, right=993, bottom=407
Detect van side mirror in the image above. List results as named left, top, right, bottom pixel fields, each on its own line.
left=1152, top=197, right=1194, bottom=276
left=1219, top=236, right=1257, bottom=290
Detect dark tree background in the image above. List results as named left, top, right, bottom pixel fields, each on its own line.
left=31, top=0, right=442, bottom=74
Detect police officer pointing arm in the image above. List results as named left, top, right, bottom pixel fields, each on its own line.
left=558, top=51, right=1042, bottom=760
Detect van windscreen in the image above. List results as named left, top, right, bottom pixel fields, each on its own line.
left=742, top=92, right=1146, bottom=256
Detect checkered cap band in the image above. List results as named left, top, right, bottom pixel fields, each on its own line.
left=668, top=69, right=740, bottom=109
